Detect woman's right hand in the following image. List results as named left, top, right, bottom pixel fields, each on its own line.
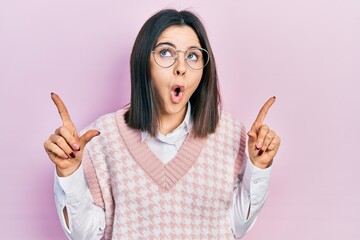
left=44, top=93, right=100, bottom=177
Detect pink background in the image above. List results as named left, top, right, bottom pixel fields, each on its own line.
left=1, top=0, right=359, bottom=239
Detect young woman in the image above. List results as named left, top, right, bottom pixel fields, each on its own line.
left=44, top=9, right=281, bottom=239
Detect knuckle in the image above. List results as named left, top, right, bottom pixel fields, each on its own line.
left=258, top=125, right=269, bottom=135
left=43, top=140, right=51, bottom=150
left=55, top=127, right=62, bottom=134
left=58, top=126, right=67, bottom=135
left=266, top=132, right=274, bottom=139
left=262, top=124, right=269, bottom=131
left=54, top=136, right=64, bottom=145
left=258, top=126, right=269, bottom=137
left=273, top=137, right=281, bottom=146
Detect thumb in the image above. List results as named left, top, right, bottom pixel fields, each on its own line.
left=247, top=130, right=257, bottom=145
left=80, top=130, right=100, bottom=146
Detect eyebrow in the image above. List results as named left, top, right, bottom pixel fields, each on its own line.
left=155, top=42, right=175, bottom=48
left=154, top=41, right=201, bottom=49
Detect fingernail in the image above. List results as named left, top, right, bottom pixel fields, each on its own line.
left=96, top=131, right=101, bottom=136
left=69, top=152, right=76, bottom=158
left=256, top=141, right=262, bottom=149
left=51, top=92, right=54, bottom=95
left=258, top=149, right=264, bottom=156
left=273, top=96, right=276, bottom=99
left=63, top=154, right=69, bottom=159
left=73, top=143, right=80, bottom=151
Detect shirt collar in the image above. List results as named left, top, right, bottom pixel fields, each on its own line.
left=141, top=102, right=192, bottom=141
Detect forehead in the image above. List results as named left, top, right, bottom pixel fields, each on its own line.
left=156, top=25, right=200, bottom=48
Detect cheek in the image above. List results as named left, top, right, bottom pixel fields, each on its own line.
left=150, top=63, right=164, bottom=89
left=190, top=72, right=203, bottom=89
left=186, top=76, right=202, bottom=98
left=150, top=72, right=171, bottom=101
left=151, top=70, right=169, bottom=90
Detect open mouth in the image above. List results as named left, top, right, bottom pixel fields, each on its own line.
left=174, top=87, right=181, bottom=96
left=171, top=85, right=184, bottom=103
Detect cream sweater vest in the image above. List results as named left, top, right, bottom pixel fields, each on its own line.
left=82, top=108, right=246, bottom=239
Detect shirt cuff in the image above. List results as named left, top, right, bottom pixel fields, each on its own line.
left=242, top=157, right=272, bottom=203
left=55, top=163, right=88, bottom=205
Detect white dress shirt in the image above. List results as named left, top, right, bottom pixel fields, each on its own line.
left=54, top=103, right=272, bottom=239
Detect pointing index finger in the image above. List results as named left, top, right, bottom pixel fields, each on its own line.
left=253, top=96, right=276, bottom=125
left=51, top=92, right=75, bottom=127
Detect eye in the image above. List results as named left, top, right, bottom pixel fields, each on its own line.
left=155, top=45, right=175, bottom=58
left=187, top=49, right=201, bottom=61
left=159, top=49, right=172, bottom=57
left=187, top=53, right=198, bottom=61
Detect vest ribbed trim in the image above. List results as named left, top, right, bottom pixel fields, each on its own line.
left=115, top=109, right=206, bottom=192
left=83, top=149, right=105, bottom=209
left=234, top=124, right=247, bottom=181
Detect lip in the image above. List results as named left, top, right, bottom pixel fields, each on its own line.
left=170, top=85, right=185, bottom=103
left=171, top=85, right=185, bottom=93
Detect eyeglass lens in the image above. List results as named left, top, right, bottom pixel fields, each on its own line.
left=153, top=45, right=209, bottom=70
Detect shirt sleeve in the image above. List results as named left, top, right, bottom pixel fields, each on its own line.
left=229, top=155, right=272, bottom=238
left=54, top=163, right=105, bottom=240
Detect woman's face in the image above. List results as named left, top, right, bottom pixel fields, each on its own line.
left=149, top=25, right=203, bottom=120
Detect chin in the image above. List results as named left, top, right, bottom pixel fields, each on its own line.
left=164, top=103, right=186, bottom=115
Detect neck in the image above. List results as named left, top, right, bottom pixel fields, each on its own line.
left=158, top=106, right=187, bottom=135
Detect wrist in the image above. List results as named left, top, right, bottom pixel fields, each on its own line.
left=56, top=163, right=81, bottom=177
left=251, top=159, right=273, bottom=169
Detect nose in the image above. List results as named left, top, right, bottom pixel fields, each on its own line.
left=174, top=52, right=187, bottom=76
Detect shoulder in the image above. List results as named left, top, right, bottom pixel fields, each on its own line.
left=81, top=107, right=130, bottom=155
left=81, top=106, right=129, bottom=134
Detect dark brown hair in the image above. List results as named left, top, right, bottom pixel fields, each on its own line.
left=124, top=9, right=221, bottom=138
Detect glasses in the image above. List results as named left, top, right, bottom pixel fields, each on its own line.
left=152, top=44, right=210, bottom=70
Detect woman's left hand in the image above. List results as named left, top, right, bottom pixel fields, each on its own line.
left=247, top=97, right=281, bottom=169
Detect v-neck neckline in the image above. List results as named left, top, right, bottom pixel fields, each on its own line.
left=115, top=109, right=205, bottom=192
